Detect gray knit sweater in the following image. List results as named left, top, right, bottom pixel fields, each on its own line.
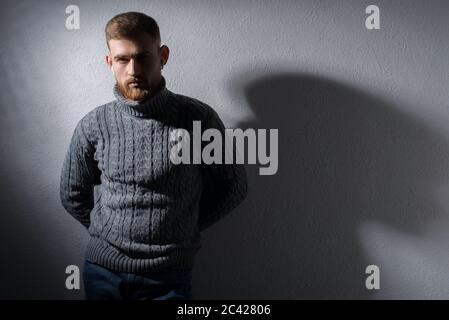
left=59, top=77, right=248, bottom=273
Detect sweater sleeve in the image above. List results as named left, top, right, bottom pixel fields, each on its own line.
left=59, top=118, right=101, bottom=228
left=198, top=108, right=248, bottom=232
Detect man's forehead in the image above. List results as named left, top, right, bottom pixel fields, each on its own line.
left=113, top=50, right=153, bottom=58
left=109, top=37, right=158, bottom=55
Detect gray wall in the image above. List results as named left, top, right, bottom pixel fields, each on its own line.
left=1, top=0, right=449, bottom=299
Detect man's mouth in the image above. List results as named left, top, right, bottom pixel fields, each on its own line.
left=128, top=80, right=144, bottom=87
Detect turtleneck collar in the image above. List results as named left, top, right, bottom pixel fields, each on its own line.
left=113, top=76, right=170, bottom=118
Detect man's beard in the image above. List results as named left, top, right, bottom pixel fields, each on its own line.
left=117, top=80, right=152, bottom=102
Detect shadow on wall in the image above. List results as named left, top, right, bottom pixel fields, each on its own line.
left=0, top=138, right=78, bottom=299
left=195, top=72, right=449, bottom=299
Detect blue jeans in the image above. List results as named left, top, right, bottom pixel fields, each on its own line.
left=82, top=260, right=193, bottom=300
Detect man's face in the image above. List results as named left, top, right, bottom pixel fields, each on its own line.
left=106, top=34, right=168, bottom=101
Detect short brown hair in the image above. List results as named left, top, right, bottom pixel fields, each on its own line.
left=105, top=12, right=161, bottom=48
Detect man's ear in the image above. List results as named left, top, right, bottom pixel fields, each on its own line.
left=105, top=55, right=114, bottom=73
left=159, top=45, right=170, bottom=66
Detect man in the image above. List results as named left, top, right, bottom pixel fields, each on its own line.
left=59, top=11, right=248, bottom=300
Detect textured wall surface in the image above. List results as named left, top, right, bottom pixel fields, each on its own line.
left=1, top=0, right=449, bottom=299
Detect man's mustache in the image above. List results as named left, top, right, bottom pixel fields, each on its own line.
left=126, top=78, right=147, bottom=86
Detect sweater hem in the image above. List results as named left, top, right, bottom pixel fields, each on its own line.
left=85, top=236, right=198, bottom=274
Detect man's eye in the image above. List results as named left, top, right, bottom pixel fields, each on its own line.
left=135, top=56, right=150, bottom=62
left=117, top=58, right=128, bottom=63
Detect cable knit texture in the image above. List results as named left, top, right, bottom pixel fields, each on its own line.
left=60, top=77, right=248, bottom=273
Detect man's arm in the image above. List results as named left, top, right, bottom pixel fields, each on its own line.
left=198, top=108, right=248, bottom=232
left=59, top=118, right=100, bottom=228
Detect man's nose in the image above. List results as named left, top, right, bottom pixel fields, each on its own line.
left=127, top=59, right=141, bottom=76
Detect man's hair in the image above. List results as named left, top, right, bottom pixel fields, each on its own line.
left=105, top=12, right=161, bottom=48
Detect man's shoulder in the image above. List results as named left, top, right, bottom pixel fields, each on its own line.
left=76, top=100, right=115, bottom=144
left=80, top=100, right=114, bottom=122
left=170, top=92, right=216, bottom=120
